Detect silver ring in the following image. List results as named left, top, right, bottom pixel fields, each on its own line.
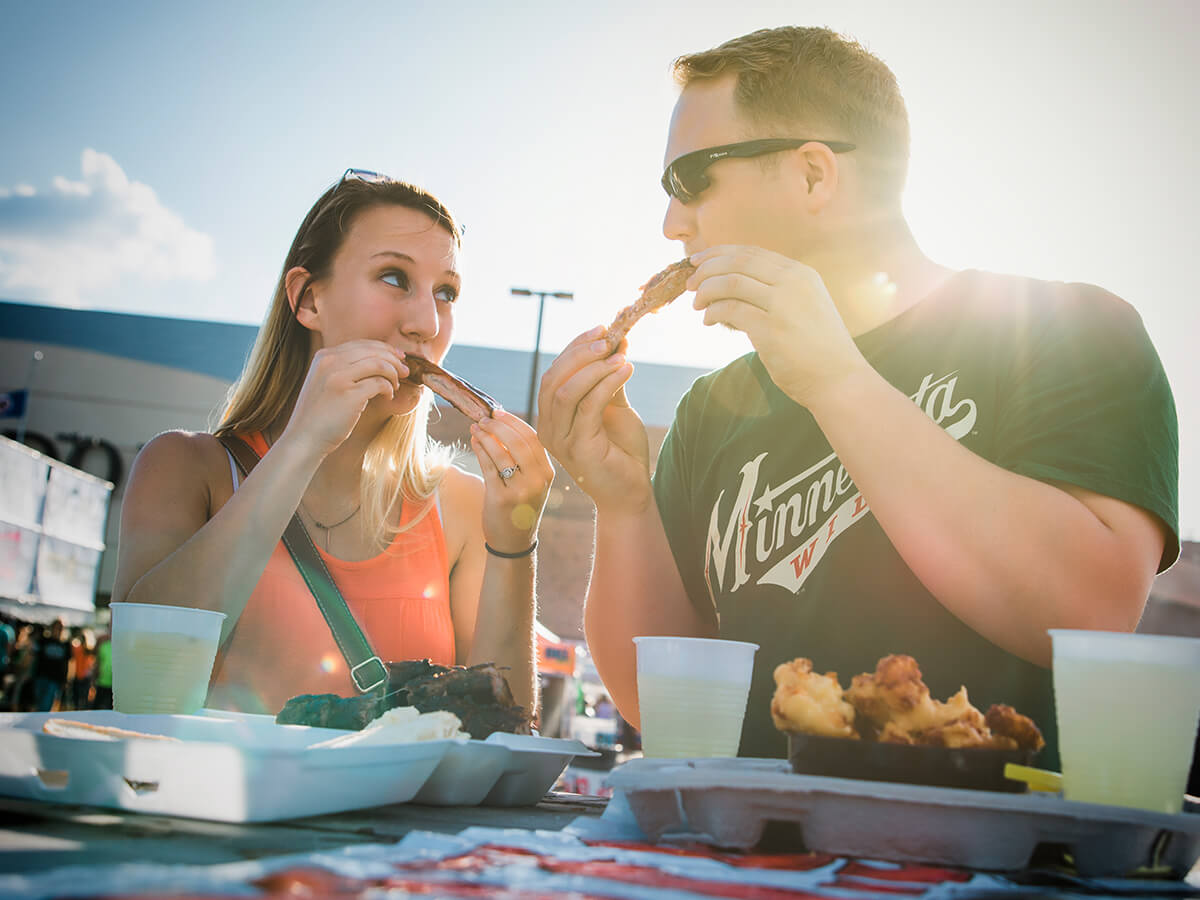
left=499, top=465, right=519, bottom=480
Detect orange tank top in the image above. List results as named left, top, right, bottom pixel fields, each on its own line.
left=207, top=433, right=456, bottom=714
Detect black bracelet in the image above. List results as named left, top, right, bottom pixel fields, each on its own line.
left=485, top=540, right=537, bottom=559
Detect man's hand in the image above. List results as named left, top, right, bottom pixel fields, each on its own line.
left=536, top=326, right=652, bottom=514
left=688, top=246, right=869, bottom=407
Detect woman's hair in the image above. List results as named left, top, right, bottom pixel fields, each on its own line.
left=672, top=26, right=910, bottom=205
left=217, top=176, right=462, bottom=545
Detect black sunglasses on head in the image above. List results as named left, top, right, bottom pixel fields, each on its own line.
left=661, top=138, right=856, bottom=204
left=335, top=168, right=466, bottom=237
left=338, top=167, right=393, bottom=187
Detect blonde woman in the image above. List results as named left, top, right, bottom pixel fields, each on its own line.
left=113, top=171, right=553, bottom=715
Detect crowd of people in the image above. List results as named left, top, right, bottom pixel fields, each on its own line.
left=0, top=615, right=113, bottom=712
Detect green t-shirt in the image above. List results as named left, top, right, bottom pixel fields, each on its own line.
left=653, top=269, right=1179, bottom=768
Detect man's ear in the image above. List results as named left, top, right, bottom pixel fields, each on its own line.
left=792, top=142, right=840, bottom=213
left=285, top=267, right=319, bottom=331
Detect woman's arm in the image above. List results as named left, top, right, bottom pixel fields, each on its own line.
left=443, top=410, right=553, bottom=714
left=445, top=469, right=538, bottom=713
left=112, top=429, right=325, bottom=644
left=113, top=338, right=406, bottom=644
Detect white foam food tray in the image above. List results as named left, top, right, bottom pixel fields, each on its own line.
left=198, top=710, right=599, bottom=808
left=606, top=757, right=1200, bottom=877
left=0, top=710, right=456, bottom=822
left=414, top=732, right=599, bottom=807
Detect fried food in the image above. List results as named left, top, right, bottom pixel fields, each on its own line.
left=986, top=703, right=1046, bottom=752
left=773, top=653, right=1044, bottom=751
left=770, top=658, right=858, bottom=739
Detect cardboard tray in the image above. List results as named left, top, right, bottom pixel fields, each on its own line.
left=605, top=757, right=1200, bottom=877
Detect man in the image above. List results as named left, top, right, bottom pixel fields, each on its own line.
left=537, top=26, right=1178, bottom=767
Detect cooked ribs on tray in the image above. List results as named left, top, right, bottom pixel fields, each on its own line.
left=275, top=660, right=532, bottom=738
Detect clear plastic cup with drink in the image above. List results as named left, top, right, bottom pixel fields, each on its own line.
left=110, top=602, right=226, bottom=715
left=1050, top=629, right=1200, bottom=814
left=634, top=636, right=759, bottom=758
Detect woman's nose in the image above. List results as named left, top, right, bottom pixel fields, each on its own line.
left=401, top=291, right=441, bottom=341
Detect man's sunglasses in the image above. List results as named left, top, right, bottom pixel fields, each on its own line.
left=660, top=138, right=856, bottom=204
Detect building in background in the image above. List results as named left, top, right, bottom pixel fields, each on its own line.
left=0, top=299, right=709, bottom=642
left=2, top=297, right=1194, bottom=642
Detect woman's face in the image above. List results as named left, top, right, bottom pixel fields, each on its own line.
left=308, top=203, right=460, bottom=414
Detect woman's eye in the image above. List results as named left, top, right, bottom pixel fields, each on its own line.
left=434, top=286, right=459, bottom=304
left=381, top=271, right=409, bottom=289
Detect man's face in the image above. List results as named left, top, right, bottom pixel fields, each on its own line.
left=661, top=74, right=814, bottom=258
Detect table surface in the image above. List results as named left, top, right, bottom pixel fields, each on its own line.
left=0, top=791, right=609, bottom=875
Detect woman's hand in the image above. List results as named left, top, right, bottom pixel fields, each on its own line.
left=470, top=410, right=554, bottom=553
left=280, top=340, right=408, bottom=458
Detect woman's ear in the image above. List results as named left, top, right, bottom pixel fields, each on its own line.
left=285, top=266, right=319, bottom=331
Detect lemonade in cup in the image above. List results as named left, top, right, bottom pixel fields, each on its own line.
left=1050, top=629, right=1200, bottom=814
left=634, top=636, right=759, bottom=758
left=110, top=602, right=226, bottom=715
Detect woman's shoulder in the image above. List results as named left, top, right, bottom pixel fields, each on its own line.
left=438, top=463, right=485, bottom=510
left=136, top=429, right=229, bottom=470
left=130, top=430, right=235, bottom=499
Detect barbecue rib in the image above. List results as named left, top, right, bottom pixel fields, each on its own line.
left=402, top=356, right=499, bottom=422
left=275, top=660, right=532, bottom=738
left=603, top=259, right=696, bottom=353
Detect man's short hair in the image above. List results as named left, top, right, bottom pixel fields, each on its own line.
left=672, top=26, right=910, bottom=204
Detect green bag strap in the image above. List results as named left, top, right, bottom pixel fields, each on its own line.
left=217, top=433, right=387, bottom=695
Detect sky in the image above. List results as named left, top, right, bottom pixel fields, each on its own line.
left=1, top=0, right=1197, bottom=539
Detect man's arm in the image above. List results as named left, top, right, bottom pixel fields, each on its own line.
left=689, top=246, right=1169, bottom=667
left=585, top=502, right=718, bottom=728
left=537, top=328, right=715, bottom=726
left=808, top=366, right=1166, bottom=666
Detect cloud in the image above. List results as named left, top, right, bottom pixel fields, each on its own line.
left=0, top=150, right=216, bottom=306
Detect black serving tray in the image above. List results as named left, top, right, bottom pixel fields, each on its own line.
left=787, top=732, right=1037, bottom=792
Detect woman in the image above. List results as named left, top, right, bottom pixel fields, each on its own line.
left=113, top=171, right=553, bottom=716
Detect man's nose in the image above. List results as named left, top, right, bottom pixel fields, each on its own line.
left=662, top=195, right=694, bottom=244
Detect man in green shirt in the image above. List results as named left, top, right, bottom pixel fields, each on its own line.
left=537, top=26, right=1178, bottom=767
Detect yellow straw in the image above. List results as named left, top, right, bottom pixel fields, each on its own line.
left=1004, top=763, right=1063, bottom=793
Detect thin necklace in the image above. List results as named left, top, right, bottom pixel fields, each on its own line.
left=302, top=502, right=362, bottom=551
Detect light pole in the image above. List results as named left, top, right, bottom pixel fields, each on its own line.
left=511, top=287, right=573, bottom=423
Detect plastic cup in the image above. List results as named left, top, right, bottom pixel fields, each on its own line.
left=1050, top=629, right=1200, bottom=814
left=634, top=636, right=759, bottom=758
left=110, top=602, right=226, bottom=715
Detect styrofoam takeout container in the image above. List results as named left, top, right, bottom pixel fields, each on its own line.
left=413, top=732, right=599, bottom=807
left=0, top=710, right=455, bottom=822
left=483, top=733, right=599, bottom=806
left=605, top=756, right=1200, bottom=877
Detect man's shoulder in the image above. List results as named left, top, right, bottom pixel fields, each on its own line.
left=686, top=351, right=762, bottom=395
left=955, top=269, right=1139, bottom=325
left=674, top=351, right=768, bottom=421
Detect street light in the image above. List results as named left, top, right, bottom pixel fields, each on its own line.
left=511, top=287, right=573, bottom=423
